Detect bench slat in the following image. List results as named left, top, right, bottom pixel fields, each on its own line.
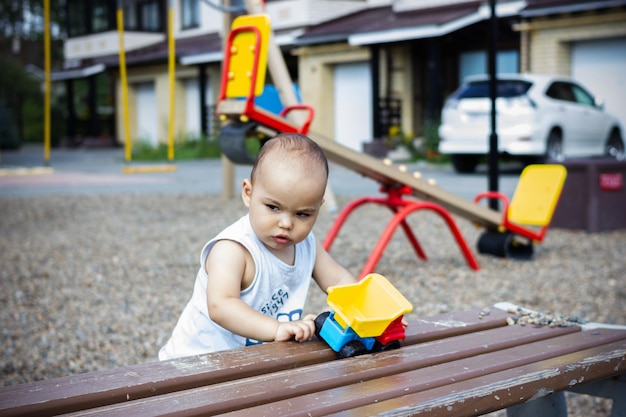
left=217, top=329, right=626, bottom=417
left=0, top=342, right=334, bottom=417
left=332, top=341, right=626, bottom=417
left=0, top=307, right=507, bottom=417
left=403, top=307, right=511, bottom=345
left=62, top=324, right=582, bottom=416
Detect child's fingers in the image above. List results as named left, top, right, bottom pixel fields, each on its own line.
left=275, top=320, right=315, bottom=342
left=302, top=314, right=317, bottom=322
left=293, top=319, right=315, bottom=342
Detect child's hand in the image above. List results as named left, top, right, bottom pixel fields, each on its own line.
left=274, top=314, right=317, bottom=342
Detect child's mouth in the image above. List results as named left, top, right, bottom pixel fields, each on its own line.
left=272, top=235, right=291, bottom=245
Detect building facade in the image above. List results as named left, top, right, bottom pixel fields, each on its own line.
left=55, top=0, right=626, bottom=152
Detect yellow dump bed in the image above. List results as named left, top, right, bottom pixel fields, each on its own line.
left=327, top=274, right=413, bottom=338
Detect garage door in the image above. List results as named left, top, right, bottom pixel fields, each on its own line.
left=135, top=82, right=158, bottom=146
left=185, top=78, right=212, bottom=137
left=572, top=37, right=626, bottom=130
left=334, top=62, right=372, bottom=152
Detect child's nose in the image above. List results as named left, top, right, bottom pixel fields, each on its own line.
left=278, top=214, right=293, bottom=230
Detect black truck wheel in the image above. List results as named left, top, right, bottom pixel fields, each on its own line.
left=314, top=311, right=330, bottom=338
left=373, top=340, right=401, bottom=352
left=339, top=340, right=368, bottom=359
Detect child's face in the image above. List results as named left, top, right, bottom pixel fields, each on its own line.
left=242, top=156, right=326, bottom=259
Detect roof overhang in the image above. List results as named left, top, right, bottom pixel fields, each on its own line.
left=180, top=51, right=223, bottom=65
left=349, top=1, right=526, bottom=46
left=180, top=28, right=304, bottom=65
left=295, top=33, right=352, bottom=46
left=274, top=28, right=305, bottom=46
left=28, top=63, right=107, bottom=81
left=521, top=0, right=626, bottom=17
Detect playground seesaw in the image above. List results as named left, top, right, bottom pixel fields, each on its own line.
left=216, top=12, right=567, bottom=272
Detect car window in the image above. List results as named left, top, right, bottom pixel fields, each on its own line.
left=570, top=83, right=596, bottom=107
left=546, top=82, right=576, bottom=102
left=456, top=80, right=532, bottom=99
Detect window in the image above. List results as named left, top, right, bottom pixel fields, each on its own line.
left=140, top=0, right=162, bottom=31
left=457, top=80, right=532, bottom=99
left=123, top=4, right=138, bottom=30
left=66, top=0, right=114, bottom=36
left=546, top=82, right=576, bottom=102
left=181, top=0, right=200, bottom=30
left=91, top=0, right=110, bottom=32
left=458, top=50, right=519, bottom=84
left=66, top=0, right=162, bottom=35
left=571, top=84, right=596, bottom=107
left=67, top=0, right=87, bottom=37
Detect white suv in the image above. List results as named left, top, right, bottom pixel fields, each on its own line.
left=438, top=73, right=625, bottom=173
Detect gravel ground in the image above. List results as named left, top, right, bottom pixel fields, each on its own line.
left=1, top=193, right=624, bottom=415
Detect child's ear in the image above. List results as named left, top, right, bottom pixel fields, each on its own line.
left=241, top=179, right=252, bottom=207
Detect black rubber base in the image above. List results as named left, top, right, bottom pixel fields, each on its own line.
left=218, top=121, right=266, bottom=165
left=477, top=231, right=534, bottom=260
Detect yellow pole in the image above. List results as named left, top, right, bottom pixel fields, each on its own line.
left=43, top=0, right=51, bottom=165
left=117, top=5, right=131, bottom=163
left=221, top=0, right=235, bottom=201
left=167, top=2, right=175, bottom=161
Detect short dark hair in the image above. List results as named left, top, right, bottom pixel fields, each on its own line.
left=250, top=133, right=329, bottom=182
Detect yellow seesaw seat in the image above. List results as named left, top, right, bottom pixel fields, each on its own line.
left=475, top=164, right=567, bottom=243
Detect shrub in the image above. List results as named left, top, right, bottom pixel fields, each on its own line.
left=130, top=133, right=222, bottom=161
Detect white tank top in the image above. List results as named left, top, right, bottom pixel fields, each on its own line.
left=159, top=214, right=316, bottom=360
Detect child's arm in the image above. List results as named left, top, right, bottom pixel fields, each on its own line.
left=205, top=239, right=316, bottom=343
left=311, top=239, right=357, bottom=292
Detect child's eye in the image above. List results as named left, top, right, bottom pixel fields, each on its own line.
left=297, top=212, right=311, bottom=218
left=266, top=204, right=279, bottom=211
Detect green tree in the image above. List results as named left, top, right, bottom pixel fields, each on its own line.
left=0, top=0, right=65, bottom=147
left=0, top=0, right=65, bottom=42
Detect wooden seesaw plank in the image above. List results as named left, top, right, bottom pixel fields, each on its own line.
left=215, top=104, right=502, bottom=229
left=307, top=131, right=503, bottom=228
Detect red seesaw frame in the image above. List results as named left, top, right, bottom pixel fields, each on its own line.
left=323, top=185, right=480, bottom=277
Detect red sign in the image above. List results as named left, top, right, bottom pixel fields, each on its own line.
left=599, top=173, right=623, bottom=191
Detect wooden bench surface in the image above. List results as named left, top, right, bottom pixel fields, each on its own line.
left=1, top=305, right=624, bottom=417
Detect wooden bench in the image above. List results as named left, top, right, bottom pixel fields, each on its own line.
left=1, top=304, right=624, bottom=416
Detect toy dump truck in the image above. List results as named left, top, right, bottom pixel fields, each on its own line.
left=314, top=273, right=413, bottom=358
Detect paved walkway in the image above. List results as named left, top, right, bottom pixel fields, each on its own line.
left=0, top=145, right=520, bottom=201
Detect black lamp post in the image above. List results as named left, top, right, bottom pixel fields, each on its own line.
left=488, top=0, right=499, bottom=210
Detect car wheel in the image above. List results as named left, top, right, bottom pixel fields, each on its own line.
left=605, top=129, right=625, bottom=161
left=451, top=154, right=479, bottom=173
left=546, top=131, right=564, bottom=162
